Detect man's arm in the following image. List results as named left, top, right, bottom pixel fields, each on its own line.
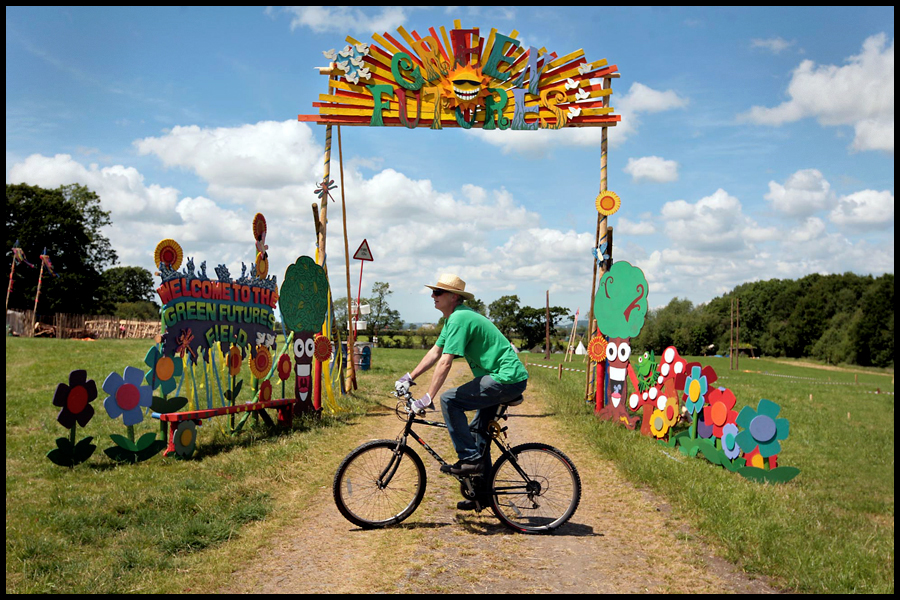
left=409, top=344, right=443, bottom=381
left=426, top=352, right=456, bottom=401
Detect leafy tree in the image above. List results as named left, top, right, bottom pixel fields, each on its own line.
left=6, top=183, right=117, bottom=315
left=366, top=281, right=402, bottom=335
left=102, top=266, right=156, bottom=304
left=488, top=295, right=521, bottom=338
left=512, top=305, right=570, bottom=351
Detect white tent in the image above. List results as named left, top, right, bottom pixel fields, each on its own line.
left=574, top=341, right=586, bottom=355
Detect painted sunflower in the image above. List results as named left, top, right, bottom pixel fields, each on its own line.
left=154, top=239, right=183, bottom=270
left=595, top=191, right=621, bottom=216
left=249, top=346, right=273, bottom=379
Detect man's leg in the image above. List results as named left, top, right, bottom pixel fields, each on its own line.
left=440, top=376, right=527, bottom=461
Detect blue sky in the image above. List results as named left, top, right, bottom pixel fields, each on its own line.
left=6, top=6, right=894, bottom=326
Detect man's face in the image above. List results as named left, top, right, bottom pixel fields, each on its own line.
left=432, top=289, right=458, bottom=314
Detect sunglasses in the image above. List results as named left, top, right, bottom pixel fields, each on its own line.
left=431, top=289, right=446, bottom=296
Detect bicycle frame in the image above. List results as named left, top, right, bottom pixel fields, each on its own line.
left=380, top=399, right=536, bottom=508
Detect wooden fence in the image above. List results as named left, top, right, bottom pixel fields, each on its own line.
left=7, top=310, right=160, bottom=339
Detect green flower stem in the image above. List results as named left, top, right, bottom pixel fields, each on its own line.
left=690, top=415, right=697, bottom=439
left=69, top=425, right=77, bottom=449
left=127, top=424, right=135, bottom=445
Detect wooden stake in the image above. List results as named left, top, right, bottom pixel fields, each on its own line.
left=337, top=126, right=357, bottom=391
left=32, top=251, right=46, bottom=333
left=586, top=76, right=612, bottom=401
left=545, top=290, right=550, bottom=360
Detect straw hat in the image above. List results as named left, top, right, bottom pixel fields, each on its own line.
left=425, top=274, right=474, bottom=300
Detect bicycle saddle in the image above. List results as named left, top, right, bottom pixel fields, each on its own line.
left=504, top=395, right=525, bottom=406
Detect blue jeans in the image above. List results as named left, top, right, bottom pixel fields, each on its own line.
left=440, top=376, right=528, bottom=461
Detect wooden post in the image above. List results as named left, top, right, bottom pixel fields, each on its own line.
left=558, top=363, right=563, bottom=380
left=32, top=251, right=47, bottom=333
left=586, top=76, right=612, bottom=401
left=736, top=297, right=740, bottom=370
left=545, top=290, right=551, bottom=359
left=730, top=297, right=734, bottom=370
left=337, top=126, right=357, bottom=391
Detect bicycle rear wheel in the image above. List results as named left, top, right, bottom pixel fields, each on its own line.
left=333, top=439, right=427, bottom=529
left=489, top=442, right=581, bottom=533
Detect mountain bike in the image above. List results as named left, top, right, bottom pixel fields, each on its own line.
left=333, top=390, right=582, bottom=534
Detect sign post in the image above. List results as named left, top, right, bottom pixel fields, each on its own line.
left=350, top=239, right=373, bottom=379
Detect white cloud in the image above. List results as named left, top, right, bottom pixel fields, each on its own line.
left=7, top=153, right=181, bottom=223
left=623, top=156, right=679, bottom=183
left=751, top=37, right=796, bottom=54
left=829, top=189, right=894, bottom=230
left=273, top=6, right=413, bottom=35
left=661, top=189, right=757, bottom=254
left=764, top=168, right=837, bottom=217
left=740, top=33, right=894, bottom=152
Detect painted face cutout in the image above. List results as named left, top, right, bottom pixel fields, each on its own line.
left=294, top=333, right=315, bottom=402
left=605, top=336, right=631, bottom=407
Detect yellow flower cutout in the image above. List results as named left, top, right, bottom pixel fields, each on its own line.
left=587, top=335, right=608, bottom=362
left=255, top=252, right=269, bottom=279
left=248, top=346, right=273, bottom=379
left=595, top=191, right=621, bottom=216
left=649, top=408, right=669, bottom=438
left=154, top=239, right=183, bottom=270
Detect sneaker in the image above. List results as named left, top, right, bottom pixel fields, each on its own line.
left=457, top=500, right=478, bottom=511
left=440, top=459, right=484, bottom=476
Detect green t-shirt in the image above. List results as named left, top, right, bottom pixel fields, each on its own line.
left=436, top=305, right=528, bottom=384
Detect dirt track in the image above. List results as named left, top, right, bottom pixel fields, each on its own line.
left=225, top=363, right=781, bottom=593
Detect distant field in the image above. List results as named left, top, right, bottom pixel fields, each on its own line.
left=6, top=338, right=894, bottom=593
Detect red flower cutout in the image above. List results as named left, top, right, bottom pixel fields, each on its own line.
left=52, top=370, right=97, bottom=429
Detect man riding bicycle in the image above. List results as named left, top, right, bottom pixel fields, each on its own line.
left=395, top=274, right=528, bottom=480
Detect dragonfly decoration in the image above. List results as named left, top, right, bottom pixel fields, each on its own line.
left=314, top=179, right=338, bottom=203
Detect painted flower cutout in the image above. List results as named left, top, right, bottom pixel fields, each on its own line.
left=682, top=365, right=709, bottom=415
left=662, top=394, right=679, bottom=428
left=144, top=345, right=183, bottom=396
left=277, top=353, right=292, bottom=381
left=249, top=346, right=273, bottom=379
left=103, top=366, right=153, bottom=426
left=703, top=387, right=739, bottom=438
left=742, top=446, right=766, bottom=469
left=314, top=334, right=332, bottom=362
left=735, top=398, right=789, bottom=459
left=52, top=370, right=97, bottom=429
left=649, top=408, right=669, bottom=438
left=697, top=410, right=714, bottom=439
left=721, top=423, right=741, bottom=460
left=259, top=379, right=273, bottom=403
left=587, top=335, right=608, bottom=362
left=595, top=191, right=621, bottom=216
left=154, top=238, right=183, bottom=270
left=227, top=345, right=244, bottom=377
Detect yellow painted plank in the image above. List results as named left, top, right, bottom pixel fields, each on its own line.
left=440, top=26, right=454, bottom=65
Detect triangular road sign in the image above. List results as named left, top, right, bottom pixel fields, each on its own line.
left=353, top=239, right=373, bottom=261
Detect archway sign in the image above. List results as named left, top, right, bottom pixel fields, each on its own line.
left=298, top=19, right=621, bottom=130
left=298, top=19, right=622, bottom=401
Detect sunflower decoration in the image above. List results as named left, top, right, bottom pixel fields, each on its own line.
left=258, top=379, right=273, bottom=403
left=595, top=191, right=621, bottom=217
left=587, top=335, right=608, bottom=362
left=252, top=213, right=269, bottom=278
left=276, top=353, right=292, bottom=381
left=227, top=345, right=244, bottom=377
left=248, top=345, right=273, bottom=379
left=314, top=334, right=332, bottom=362
left=154, top=239, right=183, bottom=271
left=439, top=63, right=492, bottom=122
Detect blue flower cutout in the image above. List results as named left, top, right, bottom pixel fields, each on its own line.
left=102, top=366, right=153, bottom=426
left=735, top=398, right=790, bottom=459
left=683, top=365, right=709, bottom=415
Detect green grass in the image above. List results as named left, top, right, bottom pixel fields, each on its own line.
left=5, top=337, right=419, bottom=593
left=526, top=352, right=894, bottom=593
left=6, top=339, right=894, bottom=593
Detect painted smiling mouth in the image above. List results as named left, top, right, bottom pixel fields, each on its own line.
left=609, top=366, right=626, bottom=381
left=296, top=364, right=310, bottom=399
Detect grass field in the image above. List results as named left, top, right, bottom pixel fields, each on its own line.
left=5, top=338, right=894, bottom=593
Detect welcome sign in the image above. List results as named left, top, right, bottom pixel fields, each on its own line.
left=299, top=20, right=621, bottom=130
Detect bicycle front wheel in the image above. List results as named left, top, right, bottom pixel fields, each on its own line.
left=490, top=442, right=581, bottom=534
left=333, top=439, right=427, bottom=529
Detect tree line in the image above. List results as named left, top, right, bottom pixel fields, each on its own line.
left=632, top=272, right=894, bottom=368
left=7, top=183, right=159, bottom=320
